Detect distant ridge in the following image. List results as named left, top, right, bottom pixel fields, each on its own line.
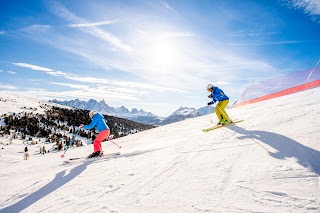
left=50, top=99, right=216, bottom=125
left=49, top=99, right=163, bottom=125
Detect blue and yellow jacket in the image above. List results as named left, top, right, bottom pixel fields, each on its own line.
left=209, top=86, right=229, bottom=104
left=84, top=113, right=109, bottom=133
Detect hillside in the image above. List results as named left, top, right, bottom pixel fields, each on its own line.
left=0, top=91, right=154, bottom=140
left=0, top=87, right=320, bottom=212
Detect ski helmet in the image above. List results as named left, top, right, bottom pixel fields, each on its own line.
left=89, top=110, right=98, bottom=118
left=206, top=84, right=213, bottom=90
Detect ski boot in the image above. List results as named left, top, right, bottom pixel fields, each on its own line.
left=222, top=119, right=232, bottom=125
left=217, top=119, right=225, bottom=125
left=87, top=151, right=101, bottom=158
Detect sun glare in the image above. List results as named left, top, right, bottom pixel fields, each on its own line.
left=144, top=40, right=181, bottom=71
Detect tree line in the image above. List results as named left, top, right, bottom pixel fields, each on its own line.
left=0, top=106, right=155, bottom=148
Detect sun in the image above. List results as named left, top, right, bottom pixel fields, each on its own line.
left=144, top=40, right=181, bottom=71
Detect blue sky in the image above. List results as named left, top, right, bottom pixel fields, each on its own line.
left=0, top=0, right=319, bottom=117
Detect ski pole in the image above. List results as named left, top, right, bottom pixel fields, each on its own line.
left=60, top=129, right=80, bottom=158
left=109, top=139, right=122, bottom=149
left=216, top=105, right=233, bottom=122
left=208, top=105, right=213, bottom=123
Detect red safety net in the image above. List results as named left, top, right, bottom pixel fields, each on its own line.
left=233, top=64, right=320, bottom=107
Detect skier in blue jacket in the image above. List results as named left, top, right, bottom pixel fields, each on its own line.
left=207, top=84, right=231, bottom=125
left=80, top=110, right=110, bottom=158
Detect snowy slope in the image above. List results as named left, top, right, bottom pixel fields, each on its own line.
left=0, top=87, right=320, bottom=212
left=0, top=91, right=70, bottom=115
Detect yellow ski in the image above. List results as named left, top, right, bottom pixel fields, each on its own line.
left=202, top=120, right=244, bottom=132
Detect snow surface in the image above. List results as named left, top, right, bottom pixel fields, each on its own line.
left=0, top=91, right=70, bottom=116
left=0, top=87, right=320, bottom=212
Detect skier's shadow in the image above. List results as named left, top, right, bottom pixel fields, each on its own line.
left=228, top=125, right=320, bottom=176
left=0, top=161, right=92, bottom=212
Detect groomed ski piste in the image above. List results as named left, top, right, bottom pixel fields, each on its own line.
left=0, top=87, right=320, bottom=213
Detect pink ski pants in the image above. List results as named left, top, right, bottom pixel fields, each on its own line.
left=94, top=129, right=110, bottom=152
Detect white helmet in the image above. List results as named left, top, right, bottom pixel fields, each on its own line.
left=206, top=84, right=213, bottom=90
left=89, top=110, right=98, bottom=118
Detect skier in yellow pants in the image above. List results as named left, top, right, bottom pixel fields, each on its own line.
left=207, top=84, right=231, bottom=125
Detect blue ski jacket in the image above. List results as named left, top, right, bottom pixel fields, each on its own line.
left=209, top=86, right=229, bottom=104
left=84, top=113, right=109, bottom=133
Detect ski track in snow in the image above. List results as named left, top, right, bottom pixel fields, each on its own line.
left=1, top=88, right=320, bottom=212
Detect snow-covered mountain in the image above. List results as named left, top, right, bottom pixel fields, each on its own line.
left=160, top=107, right=199, bottom=125
left=160, top=106, right=215, bottom=125
left=196, top=106, right=215, bottom=116
left=50, top=99, right=163, bottom=125
left=50, top=99, right=216, bottom=125
left=1, top=87, right=320, bottom=212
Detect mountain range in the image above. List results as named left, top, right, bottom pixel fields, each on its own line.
left=49, top=99, right=215, bottom=125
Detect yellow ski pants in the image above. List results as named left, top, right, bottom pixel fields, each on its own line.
left=215, top=99, right=230, bottom=121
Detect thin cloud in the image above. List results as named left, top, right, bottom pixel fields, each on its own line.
left=68, top=20, right=120, bottom=27
left=285, top=0, right=320, bottom=22
left=13, top=62, right=53, bottom=72
left=153, top=32, right=194, bottom=41
left=63, top=73, right=189, bottom=93
left=50, top=1, right=132, bottom=52
left=0, top=31, right=5, bottom=35
left=0, top=83, right=17, bottom=90
left=230, top=31, right=277, bottom=38
left=13, top=62, right=189, bottom=93
left=162, top=1, right=174, bottom=11
left=21, top=24, right=52, bottom=33
left=226, top=40, right=313, bottom=46
left=49, top=82, right=90, bottom=90
left=7, top=71, right=16, bottom=74
left=290, top=0, right=320, bottom=15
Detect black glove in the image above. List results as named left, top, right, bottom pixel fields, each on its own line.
left=208, top=94, right=213, bottom=98
left=207, top=102, right=212, bottom=106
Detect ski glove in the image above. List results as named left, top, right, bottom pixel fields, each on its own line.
left=208, top=100, right=216, bottom=105
left=208, top=94, right=213, bottom=98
